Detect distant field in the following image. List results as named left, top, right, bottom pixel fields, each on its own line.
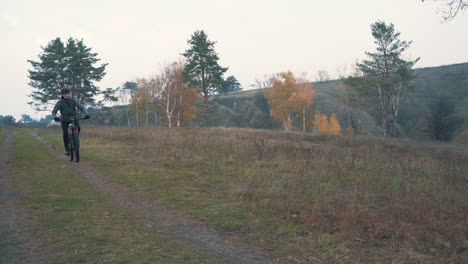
left=41, top=126, right=468, bottom=263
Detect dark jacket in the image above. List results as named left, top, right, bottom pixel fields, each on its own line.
left=52, top=96, right=89, bottom=120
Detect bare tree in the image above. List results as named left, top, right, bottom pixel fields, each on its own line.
left=314, top=70, right=331, bottom=82
left=338, top=63, right=364, bottom=134
left=118, top=88, right=131, bottom=127
left=157, top=66, right=177, bottom=128
left=142, top=62, right=199, bottom=128
left=424, top=0, right=468, bottom=21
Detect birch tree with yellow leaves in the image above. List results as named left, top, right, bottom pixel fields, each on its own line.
left=264, top=71, right=315, bottom=131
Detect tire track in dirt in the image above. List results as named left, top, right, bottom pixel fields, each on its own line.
left=34, top=133, right=277, bottom=264
left=0, top=134, right=51, bottom=264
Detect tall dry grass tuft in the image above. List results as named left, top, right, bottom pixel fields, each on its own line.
left=80, top=126, right=467, bottom=257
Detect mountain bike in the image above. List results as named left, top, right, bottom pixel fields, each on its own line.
left=60, top=117, right=86, bottom=162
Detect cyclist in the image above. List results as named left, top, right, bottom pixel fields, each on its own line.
left=52, top=88, right=90, bottom=155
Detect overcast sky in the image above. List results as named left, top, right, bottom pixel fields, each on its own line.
left=1, top=0, right=467, bottom=119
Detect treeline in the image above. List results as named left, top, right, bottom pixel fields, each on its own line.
left=111, top=21, right=417, bottom=137
left=0, top=114, right=53, bottom=127
left=23, top=21, right=464, bottom=141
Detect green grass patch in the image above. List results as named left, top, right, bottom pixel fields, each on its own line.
left=14, top=133, right=54, bottom=160
left=11, top=131, right=220, bottom=263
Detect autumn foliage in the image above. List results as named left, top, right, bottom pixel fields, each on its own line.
left=264, top=72, right=315, bottom=131
left=312, top=112, right=341, bottom=135
left=129, top=62, right=200, bottom=128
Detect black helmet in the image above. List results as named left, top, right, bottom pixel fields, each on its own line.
left=61, top=88, right=71, bottom=94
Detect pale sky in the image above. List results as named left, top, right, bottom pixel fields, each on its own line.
left=1, top=0, right=467, bottom=119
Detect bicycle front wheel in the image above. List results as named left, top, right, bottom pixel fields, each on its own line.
left=73, top=133, right=80, bottom=162
left=69, top=135, right=74, bottom=161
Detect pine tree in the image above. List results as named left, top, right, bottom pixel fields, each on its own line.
left=222, top=76, right=242, bottom=93
left=28, top=37, right=116, bottom=111
left=182, top=30, right=228, bottom=126
left=348, top=21, right=419, bottom=137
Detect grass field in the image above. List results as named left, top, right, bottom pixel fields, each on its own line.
left=3, top=130, right=220, bottom=263
left=40, top=126, right=468, bottom=263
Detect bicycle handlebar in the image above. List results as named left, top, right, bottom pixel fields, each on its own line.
left=56, top=117, right=88, bottom=121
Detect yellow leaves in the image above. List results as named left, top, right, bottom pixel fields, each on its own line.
left=170, top=62, right=200, bottom=125
left=345, top=126, right=355, bottom=136
left=312, top=112, right=328, bottom=134
left=289, top=86, right=316, bottom=108
left=129, top=84, right=154, bottom=121
left=329, top=114, right=341, bottom=135
left=312, top=112, right=341, bottom=135
left=130, top=61, right=200, bottom=127
left=263, top=71, right=315, bottom=131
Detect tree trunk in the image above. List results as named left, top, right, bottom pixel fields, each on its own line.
left=154, top=110, right=158, bottom=127
left=145, top=102, right=149, bottom=127
left=356, top=99, right=361, bottom=134
left=203, top=92, right=210, bottom=126
left=136, top=100, right=139, bottom=128
left=167, top=113, right=172, bottom=128
left=177, top=111, right=181, bottom=127
left=302, top=105, right=306, bottom=133
left=126, top=105, right=131, bottom=128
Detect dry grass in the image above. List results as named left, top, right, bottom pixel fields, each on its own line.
left=455, top=129, right=468, bottom=145
left=78, top=126, right=467, bottom=262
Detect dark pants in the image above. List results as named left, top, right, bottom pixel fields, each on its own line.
left=61, top=119, right=80, bottom=150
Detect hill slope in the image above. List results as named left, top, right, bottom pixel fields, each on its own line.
left=192, top=62, right=468, bottom=139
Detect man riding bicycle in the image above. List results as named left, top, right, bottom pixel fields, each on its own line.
left=52, top=88, right=90, bottom=155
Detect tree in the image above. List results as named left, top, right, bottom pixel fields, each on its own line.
left=339, top=62, right=364, bottom=134
left=264, top=72, right=298, bottom=131
left=329, top=114, right=341, bottom=135
left=171, top=62, right=199, bottom=127
left=424, top=0, right=468, bottom=21
left=289, top=84, right=316, bottom=132
left=426, top=96, right=462, bottom=141
left=129, top=85, right=152, bottom=128
left=38, top=115, right=53, bottom=127
left=182, top=30, right=228, bottom=126
left=153, top=63, right=179, bottom=128
left=314, top=70, right=331, bottom=82
left=20, top=114, right=34, bottom=123
left=348, top=21, right=419, bottom=137
left=1, top=115, right=16, bottom=127
left=264, top=72, right=314, bottom=131
left=222, top=76, right=242, bottom=93
left=28, top=37, right=116, bottom=112
left=312, top=112, right=341, bottom=135
left=118, top=81, right=137, bottom=127
left=312, top=112, right=329, bottom=134
left=135, top=62, right=199, bottom=128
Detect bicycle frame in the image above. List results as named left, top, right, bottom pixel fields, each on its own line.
left=68, top=119, right=80, bottom=147
left=58, top=117, right=86, bottom=162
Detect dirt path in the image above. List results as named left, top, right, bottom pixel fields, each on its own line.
left=34, top=133, right=276, bottom=264
left=0, top=134, right=50, bottom=264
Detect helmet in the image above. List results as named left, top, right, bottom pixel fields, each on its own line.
left=61, top=88, right=71, bottom=94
